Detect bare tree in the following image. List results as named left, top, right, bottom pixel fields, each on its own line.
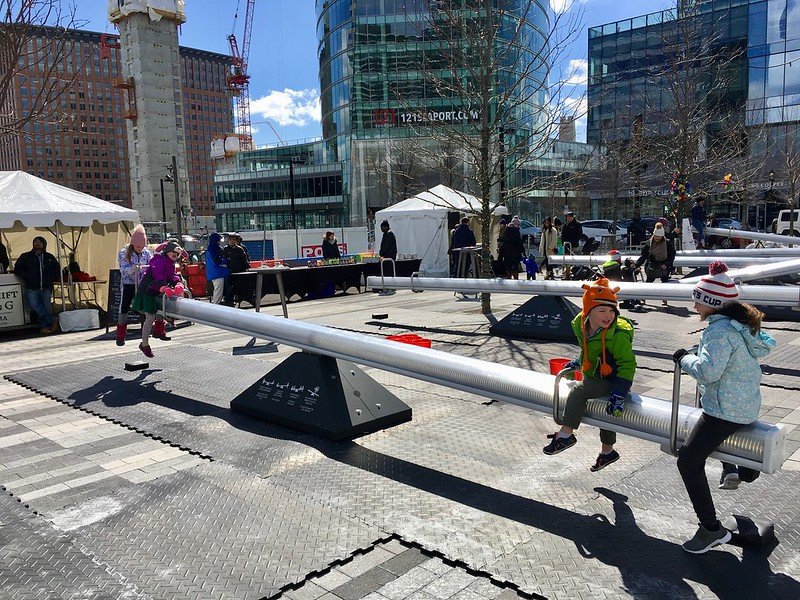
left=0, top=1, right=86, bottom=144
left=643, top=6, right=747, bottom=222
left=382, top=0, right=584, bottom=313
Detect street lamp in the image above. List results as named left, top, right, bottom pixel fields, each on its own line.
left=768, top=169, right=775, bottom=232
left=159, top=173, right=173, bottom=242
left=288, top=155, right=305, bottom=257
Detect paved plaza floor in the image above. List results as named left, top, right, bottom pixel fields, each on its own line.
left=1, top=288, right=799, bottom=599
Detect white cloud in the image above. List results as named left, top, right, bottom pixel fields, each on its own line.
left=550, top=0, right=578, bottom=14
left=564, top=59, right=588, bottom=86
left=250, top=89, right=321, bottom=127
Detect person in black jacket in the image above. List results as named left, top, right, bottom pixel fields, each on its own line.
left=14, top=236, right=61, bottom=333
left=222, top=233, right=251, bottom=305
left=635, top=223, right=676, bottom=306
left=322, top=231, right=342, bottom=260
left=379, top=220, right=397, bottom=261
left=561, top=212, right=583, bottom=254
left=628, top=213, right=648, bottom=247
left=503, top=217, right=526, bottom=280
left=450, top=217, right=476, bottom=276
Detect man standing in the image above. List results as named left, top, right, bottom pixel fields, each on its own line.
left=0, top=239, right=9, bottom=273
left=450, top=217, right=476, bottom=276
left=628, top=212, right=648, bottom=247
left=691, top=198, right=707, bottom=249
left=561, top=212, right=583, bottom=254
left=379, top=220, right=397, bottom=261
left=14, top=236, right=61, bottom=333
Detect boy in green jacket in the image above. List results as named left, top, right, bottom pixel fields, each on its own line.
left=543, top=278, right=637, bottom=471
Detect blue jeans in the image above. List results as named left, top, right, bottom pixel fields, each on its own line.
left=25, top=288, right=54, bottom=329
left=692, top=219, right=705, bottom=245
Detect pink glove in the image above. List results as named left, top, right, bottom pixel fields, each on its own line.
left=159, top=285, right=175, bottom=297
left=173, top=283, right=185, bottom=296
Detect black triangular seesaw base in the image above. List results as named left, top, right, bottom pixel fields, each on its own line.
left=230, top=351, right=412, bottom=440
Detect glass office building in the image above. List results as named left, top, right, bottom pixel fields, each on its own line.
left=587, top=1, right=799, bottom=222
left=215, top=0, right=554, bottom=232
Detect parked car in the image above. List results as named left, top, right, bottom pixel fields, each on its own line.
left=775, top=210, right=800, bottom=236
left=705, top=217, right=746, bottom=249
left=519, top=219, right=541, bottom=246
left=579, top=219, right=628, bottom=244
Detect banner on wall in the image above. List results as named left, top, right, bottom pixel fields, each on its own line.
left=301, top=243, right=348, bottom=258
left=0, top=283, right=25, bottom=328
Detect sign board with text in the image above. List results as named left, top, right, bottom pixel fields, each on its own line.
left=0, top=283, right=25, bottom=328
left=300, top=243, right=348, bottom=258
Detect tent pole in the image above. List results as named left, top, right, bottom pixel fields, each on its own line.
left=56, top=221, right=65, bottom=309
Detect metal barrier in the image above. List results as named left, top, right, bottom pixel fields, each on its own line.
left=366, top=276, right=800, bottom=307
left=161, top=297, right=787, bottom=473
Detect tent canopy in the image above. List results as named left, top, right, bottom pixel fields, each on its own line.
left=0, top=171, right=140, bottom=311
left=0, top=171, right=139, bottom=228
left=375, top=185, right=504, bottom=276
left=377, top=184, right=502, bottom=218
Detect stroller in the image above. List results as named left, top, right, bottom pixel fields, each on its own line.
left=565, top=237, right=604, bottom=281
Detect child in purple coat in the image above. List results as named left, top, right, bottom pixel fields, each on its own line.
left=131, top=241, right=183, bottom=357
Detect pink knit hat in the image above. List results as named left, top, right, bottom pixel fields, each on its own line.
left=692, top=261, right=738, bottom=308
left=130, top=225, right=147, bottom=247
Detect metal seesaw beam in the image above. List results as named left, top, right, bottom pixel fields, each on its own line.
left=161, top=297, right=786, bottom=473
left=366, top=277, right=800, bottom=306
left=549, top=255, right=779, bottom=268
left=705, top=227, right=800, bottom=246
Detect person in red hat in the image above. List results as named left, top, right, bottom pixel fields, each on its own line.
left=543, top=278, right=637, bottom=471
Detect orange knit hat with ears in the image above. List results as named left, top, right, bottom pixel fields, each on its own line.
left=581, top=278, right=620, bottom=316
left=580, top=278, right=620, bottom=376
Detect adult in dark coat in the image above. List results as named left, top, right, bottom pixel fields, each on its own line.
left=561, top=212, right=583, bottom=254
left=322, top=231, right=342, bottom=259
left=450, top=217, right=476, bottom=276
left=503, top=218, right=525, bottom=280
left=628, top=213, right=648, bottom=246
left=378, top=220, right=397, bottom=261
left=14, top=236, right=61, bottom=333
left=223, top=233, right=251, bottom=304
left=0, top=241, right=8, bottom=273
left=635, top=223, right=675, bottom=306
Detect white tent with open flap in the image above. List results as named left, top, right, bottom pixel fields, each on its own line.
left=0, top=171, right=139, bottom=312
left=375, top=184, right=505, bottom=276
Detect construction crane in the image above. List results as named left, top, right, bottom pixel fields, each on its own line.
left=227, top=0, right=255, bottom=150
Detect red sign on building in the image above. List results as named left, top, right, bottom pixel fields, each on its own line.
left=372, top=108, right=397, bottom=127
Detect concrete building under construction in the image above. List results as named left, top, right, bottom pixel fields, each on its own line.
left=0, top=1, right=231, bottom=235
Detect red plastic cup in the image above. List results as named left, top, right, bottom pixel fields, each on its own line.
left=549, top=357, right=582, bottom=380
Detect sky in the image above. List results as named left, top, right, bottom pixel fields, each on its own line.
left=77, top=0, right=674, bottom=147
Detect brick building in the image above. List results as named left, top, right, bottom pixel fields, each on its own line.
left=1, top=26, right=232, bottom=224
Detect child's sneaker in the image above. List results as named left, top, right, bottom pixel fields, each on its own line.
left=543, top=433, right=577, bottom=455
left=590, top=450, right=620, bottom=472
left=719, top=472, right=741, bottom=490
left=682, top=523, right=731, bottom=554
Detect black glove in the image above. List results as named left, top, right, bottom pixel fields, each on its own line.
left=672, top=348, right=689, bottom=364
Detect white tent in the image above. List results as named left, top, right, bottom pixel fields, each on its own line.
left=0, top=171, right=140, bottom=310
left=375, top=184, right=503, bottom=275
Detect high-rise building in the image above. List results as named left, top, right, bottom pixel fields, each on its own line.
left=0, top=23, right=231, bottom=232
left=587, top=1, right=799, bottom=223
left=214, top=0, right=561, bottom=233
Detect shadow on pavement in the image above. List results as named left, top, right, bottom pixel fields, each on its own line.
left=60, top=371, right=800, bottom=600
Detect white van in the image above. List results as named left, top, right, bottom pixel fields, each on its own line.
left=776, top=209, right=800, bottom=236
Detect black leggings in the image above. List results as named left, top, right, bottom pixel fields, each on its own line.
left=677, top=413, right=744, bottom=528
left=118, top=284, right=135, bottom=324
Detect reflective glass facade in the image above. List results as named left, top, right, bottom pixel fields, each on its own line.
left=215, top=1, right=554, bottom=231
left=586, top=1, right=799, bottom=221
